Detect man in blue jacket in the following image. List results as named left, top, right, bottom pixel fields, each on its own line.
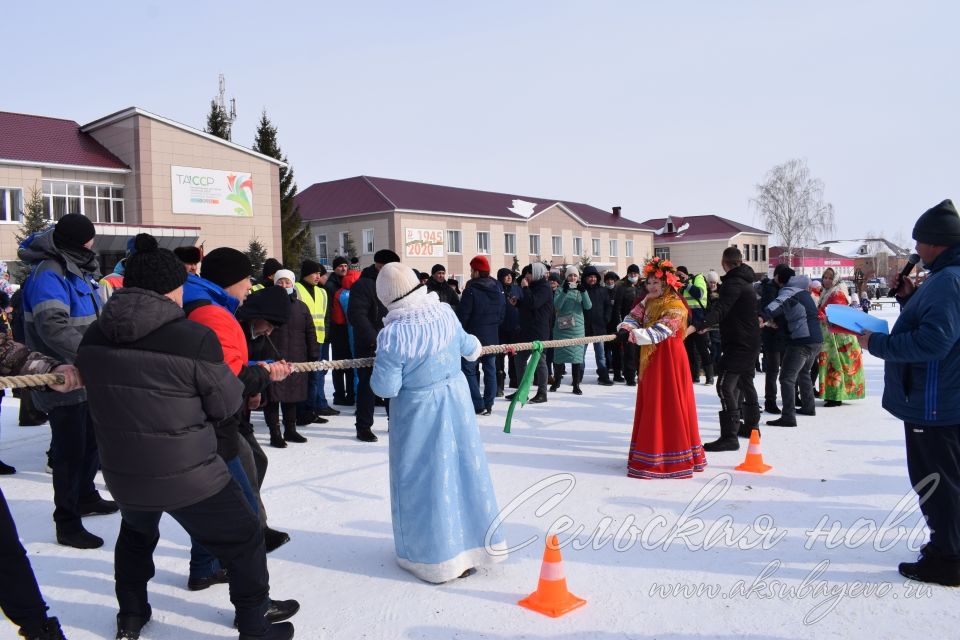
left=760, top=267, right=822, bottom=427
left=860, top=199, right=960, bottom=586
left=458, top=256, right=505, bottom=415
left=19, top=214, right=118, bottom=550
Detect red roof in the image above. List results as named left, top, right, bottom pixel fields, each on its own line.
left=639, top=215, right=769, bottom=242
left=0, top=111, right=128, bottom=170
left=295, top=176, right=648, bottom=230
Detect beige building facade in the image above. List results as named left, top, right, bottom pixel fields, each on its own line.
left=0, top=107, right=283, bottom=271
left=639, top=215, right=771, bottom=279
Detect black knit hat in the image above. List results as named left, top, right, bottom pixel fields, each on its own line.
left=373, top=250, right=400, bottom=265
left=627, top=263, right=640, bottom=274
left=300, top=259, right=325, bottom=279
left=53, top=213, right=96, bottom=252
left=200, top=247, right=251, bottom=289
left=262, top=258, right=283, bottom=280
left=173, top=246, right=202, bottom=265
left=913, top=199, right=960, bottom=245
left=236, top=286, right=290, bottom=327
left=431, top=263, right=445, bottom=275
left=773, top=264, right=795, bottom=282
left=332, top=256, right=349, bottom=268
left=604, top=271, right=619, bottom=282
left=124, top=234, right=188, bottom=295
left=676, top=265, right=690, bottom=275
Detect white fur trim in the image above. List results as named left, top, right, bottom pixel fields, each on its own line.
left=464, top=338, right=483, bottom=362
left=397, top=541, right=509, bottom=584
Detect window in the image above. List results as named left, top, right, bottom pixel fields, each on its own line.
left=446, top=229, right=462, bottom=254
left=761, top=245, right=766, bottom=261
left=625, top=240, right=633, bottom=257
left=551, top=235, right=563, bottom=256
left=316, top=234, right=328, bottom=261
left=591, top=238, right=601, bottom=257
left=362, top=229, right=374, bottom=254
left=0, top=188, right=23, bottom=222
left=42, top=180, right=124, bottom=222
left=477, top=231, right=490, bottom=254
left=752, top=244, right=759, bottom=262
left=655, top=247, right=671, bottom=260
left=529, top=234, right=540, bottom=256
left=609, top=239, right=618, bottom=258
left=503, top=232, right=516, bottom=255
left=573, top=237, right=583, bottom=257
left=338, top=231, right=349, bottom=255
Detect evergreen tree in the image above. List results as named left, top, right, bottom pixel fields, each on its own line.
left=12, top=185, right=50, bottom=282
left=511, top=255, right=520, bottom=274
left=253, top=111, right=310, bottom=266
left=577, top=254, right=592, bottom=270
left=245, top=238, right=268, bottom=278
left=342, top=232, right=358, bottom=259
left=205, top=100, right=230, bottom=140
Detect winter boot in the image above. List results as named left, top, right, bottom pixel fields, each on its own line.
left=738, top=422, right=757, bottom=439
left=264, top=527, right=291, bottom=553
left=898, top=544, right=960, bottom=586
left=764, top=401, right=781, bottom=415
left=572, top=364, right=583, bottom=395
left=268, top=424, right=286, bottom=449
left=703, top=363, right=715, bottom=386
left=549, top=364, right=563, bottom=392
left=624, top=370, right=636, bottom=386
left=115, top=607, right=151, bottom=640
left=703, top=410, right=740, bottom=452
left=19, top=616, right=66, bottom=640
left=529, top=390, right=548, bottom=403
left=239, top=622, right=294, bottom=640
left=597, top=368, right=614, bottom=386
left=496, top=370, right=505, bottom=398
left=283, top=422, right=307, bottom=444
left=613, top=371, right=626, bottom=383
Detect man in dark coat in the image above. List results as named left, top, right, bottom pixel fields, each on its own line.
left=348, top=249, right=400, bottom=442
left=761, top=268, right=823, bottom=427
left=690, top=247, right=761, bottom=451
left=512, top=263, right=553, bottom=403
left=860, top=199, right=960, bottom=586
left=603, top=271, right=624, bottom=382
left=458, top=256, right=505, bottom=415
left=77, top=237, right=298, bottom=640
left=581, top=265, right=613, bottom=385
left=615, top=264, right=641, bottom=385
left=325, top=256, right=352, bottom=405
left=496, top=268, right=523, bottom=393
left=759, top=270, right=789, bottom=414
left=427, top=263, right=460, bottom=309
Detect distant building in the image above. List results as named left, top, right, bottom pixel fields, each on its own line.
left=295, top=176, right=654, bottom=282
left=768, top=246, right=855, bottom=279
left=0, top=108, right=283, bottom=273
left=637, top=214, right=770, bottom=278
left=818, top=238, right=912, bottom=283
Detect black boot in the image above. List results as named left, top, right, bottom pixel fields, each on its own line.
left=496, top=371, right=505, bottom=398
left=898, top=545, right=960, bottom=586
left=703, top=410, right=740, bottom=451
left=597, top=367, right=614, bottom=386
left=115, top=607, right=151, bottom=640
left=613, top=370, right=625, bottom=383
left=0, top=460, right=15, bottom=475
left=234, top=599, right=301, bottom=627
left=529, top=390, right=548, bottom=403
left=264, top=527, right=291, bottom=553
left=572, top=364, right=583, bottom=395
left=56, top=526, right=104, bottom=549
left=268, top=424, right=286, bottom=449
left=764, top=401, right=781, bottom=414
left=703, top=363, right=715, bottom=386
left=738, top=422, right=757, bottom=438
left=625, top=370, right=636, bottom=386
left=239, top=622, right=295, bottom=640
left=356, top=428, right=379, bottom=442
left=20, top=616, right=66, bottom=640
left=549, top=364, right=563, bottom=392
left=283, top=423, right=307, bottom=444
left=188, top=567, right=228, bottom=591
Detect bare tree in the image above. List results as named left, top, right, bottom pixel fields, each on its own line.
left=752, top=159, right=835, bottom=269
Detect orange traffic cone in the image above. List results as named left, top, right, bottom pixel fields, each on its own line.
left=735, top=428, right=772, bottom=474
left=518, top=535, right=586, bottom=618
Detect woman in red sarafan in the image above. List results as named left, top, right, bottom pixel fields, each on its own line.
left=618, top=257, right=706, bottom=479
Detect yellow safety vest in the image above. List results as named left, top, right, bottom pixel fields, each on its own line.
left=249, top=283, right=265, bottom=294
left=295, top=281, right=327, bottom=343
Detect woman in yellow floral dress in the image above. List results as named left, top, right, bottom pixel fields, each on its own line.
left=816, top=268, right=866, bottom=406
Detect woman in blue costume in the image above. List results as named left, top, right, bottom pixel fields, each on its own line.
left=371, top=263, right=507, bottom=583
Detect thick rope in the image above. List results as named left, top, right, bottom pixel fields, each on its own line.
left=0, top=334, right=619, bottom=388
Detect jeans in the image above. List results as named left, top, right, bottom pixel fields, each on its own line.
left=48, top=403, right=100, bottom=533
left=118, top=482, right=270, bottom=636
left=516, top=349, right=548, bottom=395
left=0, top=486, right=49, bottom=636
left=779, top=343, right=821, bottom=420
left=189, top=456, right=259, bottom=580
left=905, top=423, right=960, bottom=558
left=583, top=341, right=607, bottom=372
left=462, top=354, right=497, bottom=412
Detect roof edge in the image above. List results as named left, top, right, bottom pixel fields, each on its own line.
left=81, top=107, right=287, bottom=168
left=0, top=158, right=131, bottom=174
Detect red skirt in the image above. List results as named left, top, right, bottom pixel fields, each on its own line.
left=628, top=336, right=706, bottom=479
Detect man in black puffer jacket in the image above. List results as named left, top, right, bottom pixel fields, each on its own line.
left=690, top=247, right=761, bottom=451
left=581, top=266, right=613, bottom=385
left=513, top=263, right=554, bottom=403
left=458, top=256, right=505, bottom=415
left=347, top=249, right=400, bottom=442
left=77, top=237, right=298, bottom=640
left=759, top=270, right=789, bottom=414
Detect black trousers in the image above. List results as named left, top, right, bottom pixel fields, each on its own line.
left=117, top=482, right=270, bottom=635
left=48, top=402, right=100, bottom=533
left=355, top=365, right=384, bottom=432
left=716, top=369, right=760, bottom=435
left=0, top=486, right=49, bottom=636
left=905, top=423, right=960, bottom=559
left=329, top=325, right=354, bottom=401
left=686, top=331, right=713, bottom=380
left=763, top=347, right=783, bottom=405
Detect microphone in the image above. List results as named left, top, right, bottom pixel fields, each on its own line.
left=900, top=253, right=920, bottom=278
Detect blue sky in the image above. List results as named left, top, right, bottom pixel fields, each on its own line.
left=6, top=1, right=958, bottom=245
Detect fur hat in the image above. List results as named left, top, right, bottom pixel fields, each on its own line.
left=173, top=246, right=202, bottom=265
left=332, top=256, right=349, bottom=268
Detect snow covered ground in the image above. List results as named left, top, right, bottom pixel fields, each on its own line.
left=1, top=303, right=955, bottom=640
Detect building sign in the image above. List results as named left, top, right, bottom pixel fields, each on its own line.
left=171, top=165, right=253, bottom=216
left=404, top=228, right=444, bottom=258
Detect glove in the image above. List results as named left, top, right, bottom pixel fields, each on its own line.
left=562, top=281, right=570, bottom=292
left=577, top=283, right=586, bottom=292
